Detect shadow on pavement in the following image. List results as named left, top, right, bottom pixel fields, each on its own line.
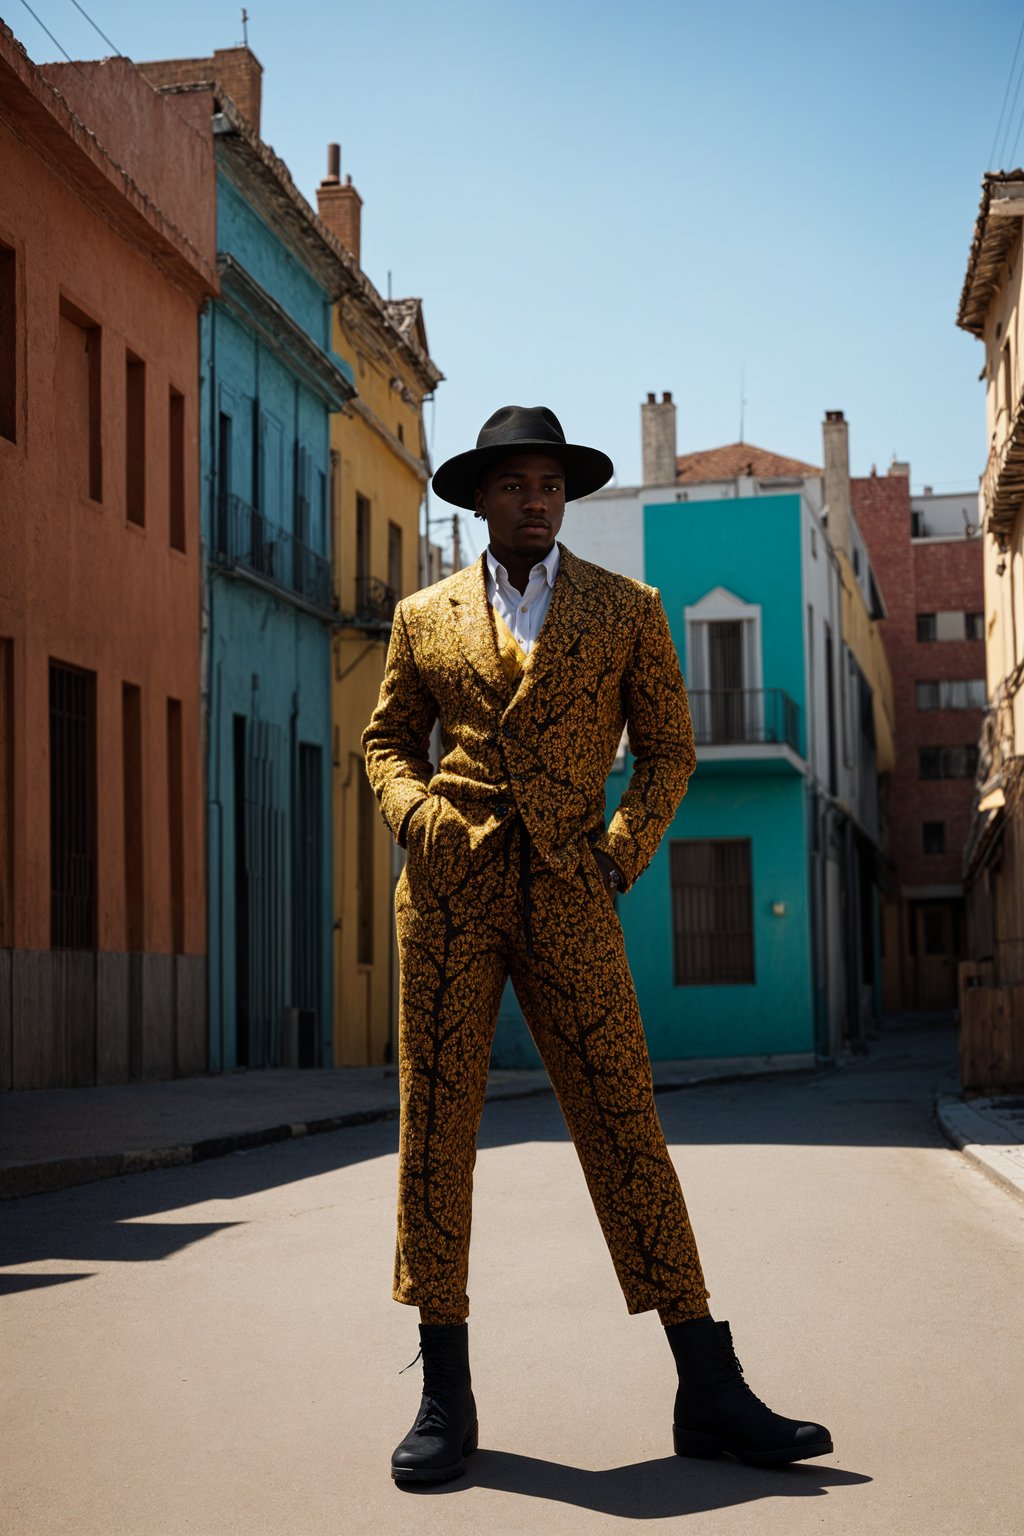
left=397, top=1449, right=871, bottom=1516
left=0, top=1016, right=958, bottom=1276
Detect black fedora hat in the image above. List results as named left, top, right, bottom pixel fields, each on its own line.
left=431, top=405, right=614, bottom=510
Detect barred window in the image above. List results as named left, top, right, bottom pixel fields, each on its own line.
left=919, top=745, right=978, bottom=780
left=916, top=679, right=987, bottom=710
left=670, top=839, right=754, bottom=986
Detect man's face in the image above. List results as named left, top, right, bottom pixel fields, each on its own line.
left=474, top=453, right=566, bottom=561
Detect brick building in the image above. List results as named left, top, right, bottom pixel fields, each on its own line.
left=852, top=469, right=985, bottom=1011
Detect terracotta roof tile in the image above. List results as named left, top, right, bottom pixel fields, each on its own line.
left=675, top=441, right=821, bottom=484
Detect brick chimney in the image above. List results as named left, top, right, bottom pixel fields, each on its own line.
left=317, top=143, right=363, bottom=268
left=641, top=391, right=677, bottom=486
left=137, top=46, right=262, bottom=134
left=888, top=459, right=910, bottom=479
left=822, top=409, right=852, bottom=559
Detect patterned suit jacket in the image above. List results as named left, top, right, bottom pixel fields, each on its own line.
left=361, top=543, right=696, bottom=891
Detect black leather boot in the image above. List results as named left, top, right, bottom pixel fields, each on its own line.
left=391, top=1324, right=479, bottom=1484
left=666, top=1318, right=832, bottom=1466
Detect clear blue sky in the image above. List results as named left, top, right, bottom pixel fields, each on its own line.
left=12, top=0, right=1023, bottom=556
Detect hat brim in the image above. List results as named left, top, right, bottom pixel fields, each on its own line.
left=432, top=440, right=614, bottom=510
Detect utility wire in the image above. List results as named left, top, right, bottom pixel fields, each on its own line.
left=17, top=0, right=85, bottom=72
left=988, top=15, right=1024, bottom=169
left=67, top=0, right=122, bottom=55
left=998, top=33, right=1024, bottom=169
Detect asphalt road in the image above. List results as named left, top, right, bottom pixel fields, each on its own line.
left=3, top=1018, right=1023, bottom=1536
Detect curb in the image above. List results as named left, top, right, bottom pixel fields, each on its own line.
left=936, top=1095, right=1024, bottom=1205
left=0, top=1062, right=825, bottom=1203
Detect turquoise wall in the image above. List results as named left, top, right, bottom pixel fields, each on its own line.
left=619, top=770, right=813, bottom=1058
left=646, top=494, right=807, bottom=754
left=218, top=172, right=331, bottom=346
left=490, top=490, right=816, bottom=1067
left=201, top=156, right=337, bottom=1071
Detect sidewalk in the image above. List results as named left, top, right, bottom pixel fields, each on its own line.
left=936, top=1092, right=1024, bottom=1204
left=0, top=1050, right=814, bottom=1200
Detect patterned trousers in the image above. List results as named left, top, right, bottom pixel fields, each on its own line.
left=393, top=799, right=709, bottom=1323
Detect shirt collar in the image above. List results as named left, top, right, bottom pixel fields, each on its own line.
left=486, top=541, right=560, bottom=591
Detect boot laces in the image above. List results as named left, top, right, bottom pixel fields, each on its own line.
left=722, top=1337, right=770, bottom=1413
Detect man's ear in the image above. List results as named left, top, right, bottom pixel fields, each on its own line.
left=473, top=486, right=487, bottom=520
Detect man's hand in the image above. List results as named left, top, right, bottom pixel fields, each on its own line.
left=592, top=848, right=624, bottom=892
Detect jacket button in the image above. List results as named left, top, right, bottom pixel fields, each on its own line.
left=494, top=801, right=510, bottom=819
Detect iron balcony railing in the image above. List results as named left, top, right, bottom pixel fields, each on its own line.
left=212, top=494, right=333, bottom=616
left=354, top=575, right=398, bottom=626
left=689, top=688, right=801, bottom=755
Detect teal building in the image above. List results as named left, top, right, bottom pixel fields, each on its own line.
left=197, top=99, right=355, bottom=1070
left=493, top=433, right=884, bottom=1068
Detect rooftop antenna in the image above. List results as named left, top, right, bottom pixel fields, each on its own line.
left=739, top=363, right=748, bottom=443
left=241, top=8, right=249, bottom=45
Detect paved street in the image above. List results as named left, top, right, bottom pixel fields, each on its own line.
left=3, top=1017, right=1023, bottom=1536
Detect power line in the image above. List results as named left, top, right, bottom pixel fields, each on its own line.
left=1009, top=64, right=1024, bottom=170
left=67, top=0, right=122, bottom=56
left=998, top=31, right=1024, bottom=168
left=988, top=15, right=1024, bottom=169
left=16, top=0, right=85, bottom=72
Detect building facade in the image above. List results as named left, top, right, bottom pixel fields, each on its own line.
left=138, top=51, right=356, bottom=1071
left=852, top=467, right=984, bottom=1014
left=956, top=170, right=1024, bottom=1088
left=493, top=396, right=891, bottom=1066
left=313, top=148, right=443, bottom=1067
left=0, top=32, right=216, bottom=1088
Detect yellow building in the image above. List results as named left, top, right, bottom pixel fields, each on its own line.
left=957, top=171, right=1024, bottom=1089
left=315, top=148, right=443, bottom=1065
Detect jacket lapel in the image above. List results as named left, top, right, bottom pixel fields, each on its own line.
left=518, top=544, right=603, bottom=686
left=447, top=555, right=509, bottom=699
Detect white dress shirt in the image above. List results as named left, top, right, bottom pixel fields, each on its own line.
left=485, top=542, right=560, bottom=657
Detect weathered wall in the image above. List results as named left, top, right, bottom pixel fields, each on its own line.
left=0, top=41, right=212, bottom=1086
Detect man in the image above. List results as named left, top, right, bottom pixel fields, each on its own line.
left=363, top=406, right=831, bottom=1484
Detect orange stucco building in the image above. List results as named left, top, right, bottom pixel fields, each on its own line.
left=0, top=28, right=217, bottom=1087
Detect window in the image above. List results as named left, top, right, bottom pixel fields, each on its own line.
left=216, top=410, right=232, bottom=551
left=670, top=839, right=754, bottom=985
left=167, top=698, right=184, bottom=954
left=916, top=679, right=987, bottom=710
left=169, top=388, right=185, bottom=551
left=918, top=611, right=985, bottom=643
left=356, top=493, right=371, bottom=584
left=911, top=511, right=925, bottom=538
left=49, top=661, right=97, bottom=949
left=919, top=745, right=979, bottom=780
left=388, top=520, right=403, bottom=597
left=923, top=821, right=946, bottom=855
left=58, top=296, right=102, bottom=502
left=122, top=683, right=144, bottom=951
left=0, top=638, right=12, bottom=946
left=357, top=770, right=375, bottom=966
left=0, top=243, right=15, bottom=443
left=125, top=351, right=145, bottom=526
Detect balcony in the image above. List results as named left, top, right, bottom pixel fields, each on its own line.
left=982, top=390, right=1024, bottom=535
left=354, top=575, right=398, bottom=628
left=211, top=494, right=333, bottom=617
left=688, top=688, right=803, bottom=774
